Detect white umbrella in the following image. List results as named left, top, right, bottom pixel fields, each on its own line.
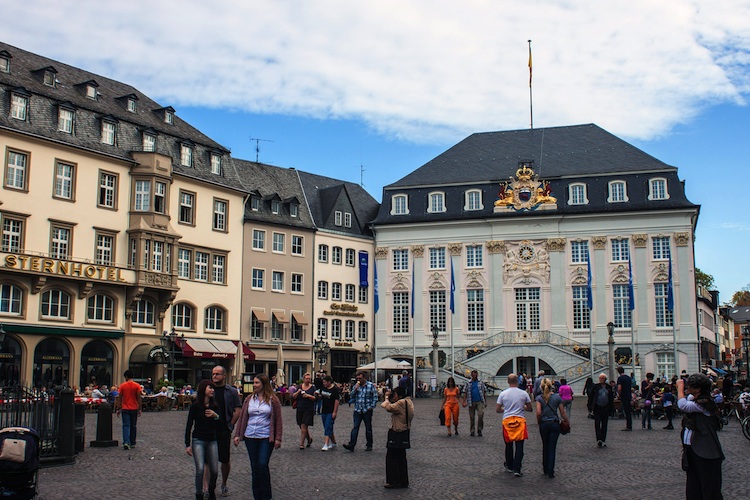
left=397, top=360, right=413, bottom=368
left=358, top=357, right=410, bottom=370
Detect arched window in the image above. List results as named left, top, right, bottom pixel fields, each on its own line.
left=464, top=189, right=483, bottom=211
left=427, top=191, right=446, bottom=213
left=87, top=294, right=114, bottom=323
left=172, top=303, right=194, bottom=330
left=568, top=183, right=588, bottom=205
left=391, top=194, right=409, bottom=215
left=648, top=177, right=669, bottom=200
left=607, top=180, right=628, bottom=203
left=205, top=306, right=225, bottom=332
left=41, top=289, right=71, bottom=319
left=0, top=283, right=23, bottom=315
left=132, top=299, right=155, bottom=326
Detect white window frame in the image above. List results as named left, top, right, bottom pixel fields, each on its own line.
left=291, top=273, right=303, bottom=294
left=194, top=251, right=209, bottom=282
left=568, top=183, right=588, bottom=205
left=572, top=285, right=591, bottom=330
left=429, top=290, right=447, bottom=332
left=393, top=292, right=409, bottom=334
left=180, top=144, right=193, bottom=167
left=101, top=121, right=116, bottom=145
left=179, top=190, right=194, bottom=224
left=143, top=132, right=156, bottom=152
left=98, top=171, right=117, bottom=209
left=5, top=150, right=28, bottom=190
left=428, top=191, right=446, bottom=213
left=41, top=289, right=71, bottom=319
left=391, top=194, right=409, bottom=215
left=212, top=254, right=225, bottom=284
left=10, top=94, right=28, bottom=121
left=134, top=180, right=150, bottom=211
left=0, top=283, right=23, bottom=315
left=318, top=244, right=328, bottom=262
left=345, top=320, right=355, bottom=340
left=95, top=233, right=114, bottom=266
left=334, top=211, right=343, bottom=226
left=611, top=238, right=630, bottom=262
left=344, top=212, right=352, bottom=228
left=317, top=318, right=328, bottom=339
left=178, top=248, right=192, bottom=279
left=251, top=268, right=265, bottom=290
left=345, top=284, right=355, bottom=302
left=205, top=307, right=225, bottom=332
left=271, top=200, right=280, bottom=214
left=272, top=232, right=285, bottom=253
left=331, top=319, right=342, bottom=340
left=154, top=181, right=166, bottom=214
left=87, top=294, right=114, bottom=323
left=393, top=249, right=409, bottom=271
left=53, top=161, right=75, bottom=200
left=331, top=282, right=342, bottom=301
left=345, top=248, right=355, bottom=266
left=132, top=299, right=155, bottom=325
left=58, top=108, right=74, bottom=133
left=127, top=98, right=137, bottom=113
left=291, top=235, right=303, bottom=256
left=50, top=225, right=71, bottom=260
left=515, top=287, right=541, bottom=331
left=464, top=189, right=483, bottom=211
left=358, top=286, right=368, bottom=304
left=210, top=154, right=222, bottom=175
left=332, top=246, right=342, bottom=265
left=290, top=203, right=298, bottom=217
left=272, top=271, right=284, bottom=292
left=172, top=303, right=193, bottom=330
left=358, top=321, right=368, bottom=341
left=648, top=178, right=669, bottom=200
left=607, top=180, right=628, bottom=203
left=252, top=230, right=266, bottom=251
left=612, top=284, right=632, bottom=329
left=213, top=199, right=227, bottom=232
left=652, top=236, right=671, bottom=261
left=570, top=241, right=589, bottom=264
left=2, top=217, right=24, bottom=253
left=466, top=244, right=483, bottom=268
left=429, top=247, right=446, bottom=270
left=654, top=282, right=674, bottom=328
left=466, top=289, right=485, bottom=332
left=317, top=281, right=328, bottom=299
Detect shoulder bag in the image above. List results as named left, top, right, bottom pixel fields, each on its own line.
left=544, top=397, right=570, bottom=435
left=386, top=401, right=411, bottom=449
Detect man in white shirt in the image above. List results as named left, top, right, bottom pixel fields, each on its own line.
left=496, top=373, right=532, bottom=477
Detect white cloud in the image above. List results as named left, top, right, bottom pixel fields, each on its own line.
left=4, top=0, right=750, bottom=143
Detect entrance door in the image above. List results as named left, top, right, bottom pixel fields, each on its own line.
left=516, top=357, right=535, bottom=378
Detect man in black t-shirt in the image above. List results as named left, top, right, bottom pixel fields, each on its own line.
left=320, top=376, right=341, bottom=451
left=209, top=365, right=242, bottom=497
left=616, top=366, right=632, bottom=431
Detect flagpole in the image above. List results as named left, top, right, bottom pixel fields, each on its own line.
left=587, top=252, right=594, bottom=379
left=373, top=258, right=378, bottom=383
left=668, top=253, right=678, bottom=378
left=412, top=257, right=417, bottom=399
left=528, top=39, right=533, bottom=129
left=450, top=256, right=455, bottom=376
left=629, top=249, right=636, bottom=379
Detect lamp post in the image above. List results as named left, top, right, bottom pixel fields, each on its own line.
left=742, top=325, right=750, bottom=378
left=313, top=337, right=330, bottom=371
left=161, top=328, right=181, bottom=384
left=606, top=321, right=616, bottom=382
left=431, top=325, right=440, bottom=398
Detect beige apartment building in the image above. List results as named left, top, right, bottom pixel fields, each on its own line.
left=0, top=42, right=247, bottom=389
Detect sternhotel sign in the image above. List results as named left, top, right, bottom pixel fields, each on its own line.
left=3, top=253, right=131, bottom=283
left=323, top=303, right=365, bottom=318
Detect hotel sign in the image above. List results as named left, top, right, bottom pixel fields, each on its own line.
left=323, top=303, right=365, bottom=318
left=3, top=253, right=133, bottom=283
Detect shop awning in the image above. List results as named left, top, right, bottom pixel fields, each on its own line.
left=252, top=310, right=269, bottom=322
left=130, top=344, right=168, bottom=364
left=272, top=311, right=288, bottom=323
left=292, top=312, right=309, bottom=325
left=0, top=323, right=124, bottom=339
left=180, top=339, right=237, bottom=359
left=241, top=343, right=256, bottom=361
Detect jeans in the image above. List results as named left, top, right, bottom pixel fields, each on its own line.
left=191, top=438, right=218, bottom=496
left=593, top=405, right=609, bottom=443
left=642, top=405, right=652, bottom=428
left=349, top=409, right=373, bottom=448
left=504, top=440, right=524, bottom=473
left=321, top=413, right=335, bottom=437
left=468, top=402, right=485, bottom=434
left=121, top=409, right=138, bottom=446
left=562, top=400, right=572, bottom=421
left=244, top=438, right=274, bottom=500
left=621, top=398, right=632, bottom=429
left=539, top=421, right=561, bottom=476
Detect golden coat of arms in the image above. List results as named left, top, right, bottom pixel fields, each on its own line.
left=494, top=162, right=557, bottom=212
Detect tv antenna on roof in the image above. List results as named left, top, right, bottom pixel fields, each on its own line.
left=249, top=137, right=274, bottom=163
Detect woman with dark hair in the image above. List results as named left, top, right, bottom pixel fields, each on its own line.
left=233, top=373, right=282, bottom=500
left=582, top=376, right=594, bottom=418
left=292, top=372, right=316, bottom=449
left=535, top=378, right=569, bottom=478
left=185, top=379, right=221, bottom=500
left=382, top=386, right=414, bottom=489
left=442, top=377, right=460, bottom=436
left=677, top=373, right=724, bottom=499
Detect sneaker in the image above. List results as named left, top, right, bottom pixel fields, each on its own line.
left=602, top=442, right=607, bottom=448
left=123, top=444, right=131, bottom=450
left=328, top=442, right=337, bottom=449
left=477, top=431, right=482, bottom=436
left=321, top=444, right=329, bottom=451
left=470, top=432, right=475, bottom=436
left=503, top=462, right=514, bottom=473
left=365, top=446, right=373, bottom=451
left=220, top=485, right=229, bottom=497
left=597, top=440, right=603, bottom=448
left=202, top=492, right=209, bottom=500
left=514, top=472, right=524, bottom=477
left=343, top=443, right=354, bottom=452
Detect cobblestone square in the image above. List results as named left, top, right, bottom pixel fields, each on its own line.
left=37, top=399, right=747, bottom=499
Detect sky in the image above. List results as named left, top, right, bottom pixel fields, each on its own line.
left=4, top=0, right=750, bottom=302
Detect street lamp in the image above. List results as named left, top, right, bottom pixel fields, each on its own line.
left=161, top=328, right=182, bottom=384
left=431, top=325, right=440, bottom=398
left=313, top=337, right=330, bottom=369
left=606, top=321, right=616, bottom=382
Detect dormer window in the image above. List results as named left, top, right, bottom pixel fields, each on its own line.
left=165, top=110, right=174, bottom=124
left=607, top=180, right=628, bottom=203
left=58, top=105, right=74, bottom=134
left=127, top=98, right=137, bottom=113
left=10, top=90, right=29, bottom=121
left=335, top=211, right=343, bottom=226
left=210, top=153, right=222, bottom=175
left=101, top=118, right=117, bottom=145
left=44, top=70, right=56, bottom=87
left=0, top=51, right=10, bottom=73
left=391, top=194, right=409, bottom=215
left=428, top=192, right=446, bottom=213
left=180, top=143, right=193, bottom=167
left=648, top=178, right=669, bottom=200
left=143, top=131, right=156, bottom=152
left=290, top=203, right=298, bottom=217
left=464, top=189, right=483, bottom=210
left=568, top=183, right=588, bottom=205
left=344, top=212, right=352, bottom=228
left=251, top=196, right=261, bottom=211
left=271, top=200, right=280, bottom=214
left=86, top=84, right=98, bottom=100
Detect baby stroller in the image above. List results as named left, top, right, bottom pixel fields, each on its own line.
left=0, top=427, right=41, bottom=499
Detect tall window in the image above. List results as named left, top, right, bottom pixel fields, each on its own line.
left=430, top=290, right=446, bottom=333
left=54, top=162, right=75, bottom=199
left=466, top=245, right=483, bottom=268
left=5, top=150, right=28, bottom=190
left=0, top=283, right=23, bottom=315
left=154, top=182, right=166, bottom=213
left=87, top=294, right=114, bottom=323
left=180, top=144, right=193, bottom=167
left=465, top=190, right=482, bottom=211
left=213, top=200, right=227, bottom=231
left=428, top=192, right=445, bottom=213
left=101, top=121, right=116, bottom=145
left=50, top=226, right=71, bottom=259
left=151, top=241, right=163, bottom=272
left=344, top=212, right=352, bottom=228
left=656, top=352, right=675, bottom=379
left=210, top=154, right=222, bottom=175
left=331, top=319, right=342, bottom=340
left=613, top=284, right=632, bottom=328
left=345, top=284, right=355, bottom=302
left=345, top=320, right=355, bottom=340
left=41, top=289, right=71, bottom=319
left=608, top=181, right=627, bottom=203
left=568, top=183, right=587, bottom=205
left=205, top=307, right=225, bottom=332
left=318, top=244, right=328, bottom=262
left=652, top=236, right=670, bottom=260
left=611, top=238, right=630, bottom=262
left=178, top=249, right=192, bottom=278
left=271, top=200, right=280, bottom=214
left=317, top=281, right=328, bottom=299
left=58, top=108, right=74, bottom=133
left=393, top=249, right=409, bottom=271
left=95, top=233, right=114, bottom=265
left=317, top=318, right=328, bottom=339
left=358, top=321, right=368, bottom=341
left=98, top=172, right=117, bottom=208
left=345, top=248, right=355, bottom=266
left=291, top=316, right=303, bottom=341
left=654, top=283, right=674, bottom=328
left=572, top=286, right=591, bottom=330
left=271, top=316, right=283, bottom=340
left=251, top=314, right=265, bottom=339
left=392, top=194, right=408, bottom=215
left=172, top=303, right=193, bottom=329
left=358, top=286, right=368, bottom=303
left=393, top=292, right=409, bottom=334
left=334, top=211, right=342, bottom=226
left=291, top=235, right=303, bottom=256
left=272, top=233, right=285, bottom=253
left=290, top=203, right=298, bottom=217
left=429, top=247, right=446, bottom=269
left=132, top=299, right=155, bottom=325
left=212, top=255, right=225, bottom=284
left=331, top=283, right=342, bottom=301
left=272, top=271, right=284, bottom=292
left=194, top=252, right=209, bottom=281
left=2, top=217, right=24, bottom=252
left=649, top=178, right=668, bottom=200
left=10, top=94, right=28, bottom=120
left=251, top=269, right=264, bottom=289
left=570, top=241, right=589, bottom=263
left=134, top=180, right=150, bottom=211
left=291, top=273, right=303, bottom=293
left=143, top=132, right=156, bottom=152
left=466, top=289, right=484, bottom=332
left=515, top=288, right=540, bottom=331
left=332, top=246, right=342, bottom=264
left=177, top=191, right=194, bottom=224
left=251, top=229, right=265, bottom=251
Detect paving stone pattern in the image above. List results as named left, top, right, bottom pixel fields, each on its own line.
left=37, top=399, right=748, bottom=499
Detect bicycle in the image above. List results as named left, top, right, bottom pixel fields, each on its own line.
left=742, top=415, right=750, bottom=441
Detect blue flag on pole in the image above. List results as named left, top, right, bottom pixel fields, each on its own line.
left=628, top=252, right=635, bottom=311
left=450, top=257, right=456, bottom=314
left=411, top=261, right=415, bottom=318
left=667, top=254, right=674, bottom=312
left=373, top=259, right=379, bottom=314
left=586, top=253, right=593, bottom=310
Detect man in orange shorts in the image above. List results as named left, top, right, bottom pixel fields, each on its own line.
left=496, top=373, right=532, bottom=476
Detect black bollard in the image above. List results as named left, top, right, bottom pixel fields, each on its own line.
left=57, top=388, right=76, bottom=463
left=90, top=402, right=119, bottom=447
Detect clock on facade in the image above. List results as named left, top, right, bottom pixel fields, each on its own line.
left=518, top=245, right=535, bottom=262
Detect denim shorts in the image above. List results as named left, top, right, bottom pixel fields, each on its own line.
left=321, top=413, right=335, bottom=436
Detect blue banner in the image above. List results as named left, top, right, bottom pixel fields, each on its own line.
left=628, top=253, right=635, bottom=311
left=359, top=251, right=369, bottom=287
left=373, top=259, right=379, bottom=314
left=450, top=257, right=456, bottom=314
left=586, top=253, right=593, bottom=310
left=667, top=254, right=674, bottom=312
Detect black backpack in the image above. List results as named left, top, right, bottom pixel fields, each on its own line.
left=0, top=427, right=40, bottom=474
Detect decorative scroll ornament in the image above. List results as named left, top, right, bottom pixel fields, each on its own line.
left=674, top=232, right=690, bottom=246
left=411, top=245, right=424, bottom=258
left=494, top=162, right=557, bottom=212
left=486, top=240, right=506, bottom=254
left=448, top=243, right=463, bottom=256
left=591, top=236, right=607, bottom=250
left=375, top=247, right=389, bottom=259
left=546, top=238, right=566, bottom=252
left=632, top=234, right=648, bottom=248
left=503, top=239, right=550, bottom=283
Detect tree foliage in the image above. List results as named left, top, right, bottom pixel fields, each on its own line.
left=732, top=286, right=750, bottom=306
left=695, top=268, right=715, bottom=289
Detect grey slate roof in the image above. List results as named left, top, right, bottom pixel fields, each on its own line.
left=728, top=306, right=750, bottom=324
left=0, top=41, right=245, bottom=194
left=297, top=171, right=380, bottom=238
left=233, top=159, right=316, bottom=229
left=373, top=124, right=698, bottom=225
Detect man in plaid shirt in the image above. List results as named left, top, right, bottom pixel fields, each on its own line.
left=343, top=371, right=377, bottom=451
left=461, top=370, right=488, bottom=436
